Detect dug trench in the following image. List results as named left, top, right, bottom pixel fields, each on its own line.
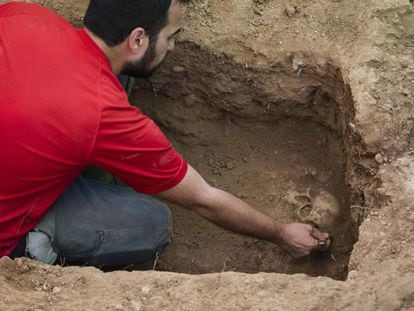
left=118, top=43, right=376, bottom=281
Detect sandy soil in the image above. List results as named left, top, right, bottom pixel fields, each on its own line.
left=1, top=0, right=414, bottom=310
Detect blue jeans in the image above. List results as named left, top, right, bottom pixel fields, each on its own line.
left=25, top=176, right=172, bottom=267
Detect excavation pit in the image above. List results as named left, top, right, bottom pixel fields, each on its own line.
left=130, top=43, right=370, bottom=280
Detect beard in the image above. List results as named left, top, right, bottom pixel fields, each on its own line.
left=121, top=36, right=159, bottom=79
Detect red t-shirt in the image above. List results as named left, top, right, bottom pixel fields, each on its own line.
left=0, top=2, right=188, bottom=256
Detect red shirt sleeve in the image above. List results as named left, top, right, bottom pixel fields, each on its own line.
left=89, top=95, right=188, bottom=194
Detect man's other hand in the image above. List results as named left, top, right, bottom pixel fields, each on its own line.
left=278, top=223, right=331, bottom=258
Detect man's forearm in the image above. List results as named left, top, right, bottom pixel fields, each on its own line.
left=191, top=186, right=284, bottom=244
left=158, top=165, right=285, bottom=244
left=158, top=165, right=330, bottom=258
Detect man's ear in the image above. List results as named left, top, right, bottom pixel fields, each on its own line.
left=126, top=27, right=149, bottom=57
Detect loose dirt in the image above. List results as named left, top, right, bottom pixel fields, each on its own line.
left=1, top=0, right=414, bottom=310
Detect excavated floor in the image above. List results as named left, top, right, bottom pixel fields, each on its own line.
left=156, top=118, right=354, bottom=279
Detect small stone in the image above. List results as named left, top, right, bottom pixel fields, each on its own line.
left=141, top=286, right=151, bottom=295
left=374, top=153, right=384, bottom=164
left=131, top=300, right=143, bottom=311
left=18, top=264, right=30, bottom=274
left=52, top=287, right=61, bottom=294
left=253, top=7, right=262, bottom=16
left=292, top=57, right=305, bottom=71
left=212, top=168, right=221, bottom=176
left=305, top=167, right=317, bottom=176
left=226, top=162, right=235, bottom=170
left=377, top=187, right=386, bottom=195
left=16, top=258, right=24, bottom=267
left=183, top=95, right=196, bottom=108
left=284, top=4, right=296, bottom=17
left=172, top=66, right=185, bottom=73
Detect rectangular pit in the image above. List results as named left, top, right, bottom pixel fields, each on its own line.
left=124, top=44, right=373, bottom=280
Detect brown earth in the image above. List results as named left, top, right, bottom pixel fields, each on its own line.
left=1, top=0, right=414, bottom=310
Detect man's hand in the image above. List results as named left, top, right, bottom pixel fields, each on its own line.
left=277, top=223, right=331, bottom=258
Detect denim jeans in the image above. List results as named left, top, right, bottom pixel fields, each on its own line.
left=24, top=176, right=172, bottom=267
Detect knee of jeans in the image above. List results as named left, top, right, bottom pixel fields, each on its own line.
left=155, top=202, right=172, bottom=234
left=147, top=200, right=172, bottom=248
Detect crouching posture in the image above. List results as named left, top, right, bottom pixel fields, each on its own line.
left=0, top=0, right=330, bottom=267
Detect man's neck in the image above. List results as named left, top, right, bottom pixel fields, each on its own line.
left=84, top=28, right=124, bottom=75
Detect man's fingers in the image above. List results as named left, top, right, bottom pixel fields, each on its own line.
left=281, top=223, right=332, bottom=258
left=310, top=227, right=331, bottom=250
left=310, top=226, right=329, bottom=240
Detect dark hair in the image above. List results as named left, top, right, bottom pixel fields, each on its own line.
left=84, top=0, right=173, bottom=47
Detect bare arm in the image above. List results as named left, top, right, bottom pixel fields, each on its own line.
left=158, top=165, right=330, bottom=258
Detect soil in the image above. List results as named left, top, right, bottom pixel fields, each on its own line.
left=135, top=83, right=355, bottom=279
left=162, top=120, right=353, bottom=278
left=1, top=0, right=414, bottom=310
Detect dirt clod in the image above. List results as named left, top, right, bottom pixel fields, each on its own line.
left=284, top=3, right=297, bottom=18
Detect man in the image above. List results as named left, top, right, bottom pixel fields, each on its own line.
left=0, top=0, right=330, bottom=267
